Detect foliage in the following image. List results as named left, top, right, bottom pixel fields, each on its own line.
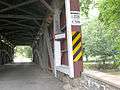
left=84, top=62, right=120, bottom=70
left=14, top=46, right=32, bottom=58
left=98, top=0, right=120, bottom=61
left=80, top=0, right=92, bottom=16
left=82, top=18, right=120, bottom=64
left=82, top=0, right=120, bottom=71
left=80, top=0, right=99, bottom=16
left=82, top=19, right=114, bottom=63
left=98, top=0, right=120, bottom=31
left=82, top=0, right=120, bottom=65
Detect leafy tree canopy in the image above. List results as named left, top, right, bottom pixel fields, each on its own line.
left=98, top=0, right=120, bottom=30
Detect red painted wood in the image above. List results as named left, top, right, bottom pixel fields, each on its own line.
left=72, top=26, right=80, bottom=32
left=70, top=0, right=83, bottom=77
left=60, top=6, right=68, bottom=66
left=61, top=39, right=68, bottom=65
left=70, top=0, right=80, bottom=11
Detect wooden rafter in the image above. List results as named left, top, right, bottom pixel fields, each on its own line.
left=0, top=1, right=35, bottom=16
left=0, top=19, right=39, bottom=29
left=39, top=0, right=54, bottom=12
left=0, top=14, right=43, bottom=20
left=5, top=31, right=34, bottom=36
left=33, top=19, right=42, bottom=28
left=11, top=39, right=33, bottom=44
left=8, top=36, right=33, bottom=41
left=0, top=0, right=42, bottom=27
left=0, top=26, right=36, bottom=33
left=0, top=0, right=53, bottom=45
left=0, top=19, right=27, bottom=27
left=0, top=0, right=38, bottom=13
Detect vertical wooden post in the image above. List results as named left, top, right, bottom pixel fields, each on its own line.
left=53, top=9, right=61, bottom=77
left=44, top=25, right=54, bottom=71
left=65, top=0, right=83, bottom=77
left=65, top=0, right=74, bottom=78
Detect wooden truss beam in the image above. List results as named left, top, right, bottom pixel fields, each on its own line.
left=0, top=26, right=36, bottom=34
left=0, top=1, right=42, bottom=27
left=0, top=19, right=39, bottom=30
left=0, top=35, right=14, bottom=47
left=15, top=42, right=32, bottom=45
left=39, top=0, right=54, bottom=12
left=7, top=34, right=34, bottom=39
left=5, top=31, right=35, bottom=36
left=8, top=36, right=34, bottom=41
left=0, top=1, right=35, bottom=16
left=33, top=19, right=42, bottom=28
left=0, top=0, right=38, bottom=13
left=0, top=14, right=43, bottom=20
left=0, top=19, right=27, bottom=27
left=8, top=36, right=33, bottom=39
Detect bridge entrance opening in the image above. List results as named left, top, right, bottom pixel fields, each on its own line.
left=14, top=46, right=32, bottom=63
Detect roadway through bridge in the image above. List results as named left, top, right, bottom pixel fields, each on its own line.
left=0, top=63, right=63, bottom=90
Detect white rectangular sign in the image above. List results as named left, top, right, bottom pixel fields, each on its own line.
left=55, top=33, right=65, bottom=40
left=71, top=11, right=81, bottom=26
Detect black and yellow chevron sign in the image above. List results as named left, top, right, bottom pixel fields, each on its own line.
left=72, top=31, right=82, bottom=63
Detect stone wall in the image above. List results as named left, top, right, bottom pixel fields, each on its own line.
left=57, top=71, right=120, bottom=90
left=81, top=73, right=120, bottom=90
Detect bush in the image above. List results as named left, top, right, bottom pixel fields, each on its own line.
left=84, top=62, right=120, bottom=71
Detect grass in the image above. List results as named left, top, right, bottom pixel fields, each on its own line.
left=84, top=62, right=120, bottom=76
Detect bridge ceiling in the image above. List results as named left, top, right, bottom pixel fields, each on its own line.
left=0, top=0, right=53, bottom=45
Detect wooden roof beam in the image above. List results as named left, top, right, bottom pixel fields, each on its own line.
left=5, top=31, right=35, bottom=36
left=0, top=19, right=27, bottom=27
left=0, top=1, right=41, bottom=22
left=39, top=0, right=54, bottom=13
left=0, top=0, right=38, bottom=13
left=0, top=26, right=37, bottom=34
left=0, top=1, right=46, bottom=28
left=0, top=14, right=43, bottom=20
left=0, top=19, right=39, bottom=30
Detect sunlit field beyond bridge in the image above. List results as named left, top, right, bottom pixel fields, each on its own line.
left=14, top=56, right=32, bottom=63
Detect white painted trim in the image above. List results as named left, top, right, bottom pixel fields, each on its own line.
left=53, top=0, right=74, bottom=78
left=70, top=11, right=81, bottom=26
left=55, top=33, right=65, bottom=40
left=65, top=0, right=74, bottom=78
left=53, top=10, right=57, bottom=77
left=54, top=41, right=61, bottom=66
left=56, top=65, right=70, bottom=75
left=53, top=9, right=61, bottom=77
left=70, top=11, right=80, bottom=14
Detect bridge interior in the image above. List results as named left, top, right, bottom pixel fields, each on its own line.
left=0, top=0, right=84, bottom=89
left=0, top=0, right=55, bottom=68
left=0, top=0, right=65, bottom=90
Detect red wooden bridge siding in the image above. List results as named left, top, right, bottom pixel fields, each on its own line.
left=70, top=0, right=83, bottom=77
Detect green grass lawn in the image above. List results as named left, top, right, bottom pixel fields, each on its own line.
left=84, top=62, right=120, bottom=76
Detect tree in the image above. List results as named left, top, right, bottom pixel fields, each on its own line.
left=80, top=0, right=99, bottom=17
left=14, top=46, right=32, bottom=58
left=99, top=0, right=120, bottom=31
left=82, top=19, right=114, bottom=64
left=80, top=0, right=92, bottom=16
left=99, top=0, right=120, bottom=61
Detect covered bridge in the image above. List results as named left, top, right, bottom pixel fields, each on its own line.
left=0, top=0, right=83, bottom=78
